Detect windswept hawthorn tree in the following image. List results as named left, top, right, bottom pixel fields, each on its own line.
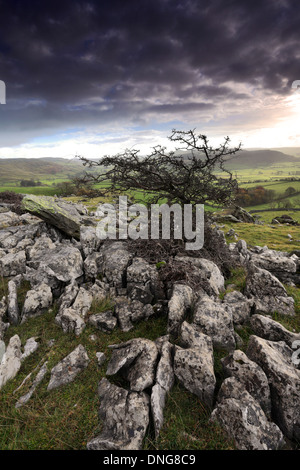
left=76, top=129, right=241, bottom=207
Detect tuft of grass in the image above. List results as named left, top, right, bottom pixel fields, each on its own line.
left=16, top=280, right=31, bottom=312
left=88, top=296, right=115, bottom=316
left=0, top=276, right=9, bottom=299
left=149, top=382, right=235, bottom=450
left=271, top=285, right=300, bottom=334
left=219, top=266, right=247, bottom=300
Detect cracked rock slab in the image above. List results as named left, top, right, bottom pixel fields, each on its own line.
left=221, top=349, right=271, bottom=418
left=21, top=283, right=53, bottom=323
left=174, top=324, right=216, bottom=408
left=87, top=377, right=150, bottom=450
left=0, top=335, right=22, bottom=390
left=106, top=338, right=158, bottom=391
left=0, top=250, right=26, bottom=277
left=246, top=335, right=300, bottom=441
left=245, top=266, right=295, bottom=316
left=15, top=361, right=48, bottom=408
left=47, top=344, right=89, bottom=391
left=167, top=283, right=193, bottom=335
left=151, top=338, right=174, bottom=439
left=192, top=295, right=236, bottom=351
left=88, top=311, right=117, bottom=333
left=210, top=385, right=285, bottom=450
left=249, top=314, right=300, bottom=348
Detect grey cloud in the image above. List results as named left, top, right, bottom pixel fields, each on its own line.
left=0, top=0, right=300, bottom=147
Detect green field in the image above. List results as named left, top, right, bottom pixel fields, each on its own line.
left=1, top=153, right=300, bottom=216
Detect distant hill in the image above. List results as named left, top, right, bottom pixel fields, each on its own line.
left=224, top=149, right=298, bottom=169
left=174, top=148, right=298, bottom=169
left=0, top=157, right=85, bottom=184
left=0, top=148, right=299, bottom=187
left=270, top=147, right=300, bottom=158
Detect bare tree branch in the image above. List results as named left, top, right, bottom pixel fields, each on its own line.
left=75, top=129, right=241, bottom=207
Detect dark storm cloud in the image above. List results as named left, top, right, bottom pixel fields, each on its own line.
left=0, top=0, right=300, bottom=146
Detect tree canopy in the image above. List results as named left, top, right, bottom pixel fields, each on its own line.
left=77, top=129, right=241, bottom=207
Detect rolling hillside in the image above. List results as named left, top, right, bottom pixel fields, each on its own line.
left=0, top=157, right=84, bottom=185
left=225, top=149, right=297, bottom=169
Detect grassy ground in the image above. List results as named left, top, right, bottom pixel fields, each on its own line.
left=222, top=222, right=300, bottom=252
left=0, top=186, right=58, bottom=197
left=0, top=293, right=234, bottom=450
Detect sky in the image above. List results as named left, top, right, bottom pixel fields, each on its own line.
left=0, top=0, right=300, bottom=159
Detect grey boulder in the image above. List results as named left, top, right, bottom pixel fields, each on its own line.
left=246, top=335, right=300, bottom=441
left=86, top=378, right=150, bottom=450
left=211, top=380, right=284, bottom=450
left=47, top=344, right=90, bottom=391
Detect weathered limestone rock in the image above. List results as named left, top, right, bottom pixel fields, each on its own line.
left=55, top=282, right=108, bottom=335
left=129, top=300, right=154, bottom=323
left=20, top=337, right=39, bottom=362
left=249, top=246, right=299, bottom=284
left=71, top=286, right=93, bottom=317
left=192, top=295, right=236, bottom=351
left=155, top=339, right=174, bottom=392
left=106, top=338, right=158, bottom=391
left=21, top=283, right=53, bottom=323
left=221, top=349, right=271, bottom=417
left=26, top=235, right=56, bottom=264
left=0, top=223, right=43, bottom=251
left=96, top=352, right=106, bottom=367
left=90, top=280, right=110, bottom=302
left=113, top=296, right=154, bottom=332
left=0, top=340, right=5, bottom=363
left=0, top=250, right=26, bottom=277
left=57, top=309, right=86, bottom=336
left=234, top=239, right=249, bottom=258
left=19, top=213, right=43, bottom=225
left=7, top=280, right=19, bottom=326
left=47, top=344, right=90, bottom=391
left=167, top=283, right=193, bottom=335
left=211, top=381, right=284, bottom=450
left=249, top=314, right=300, bottom=348
left=15, top=361, right=48, bottom=409
left=151, top=384, right=167, bottom=439
left=231, top=206, right=255, bottom=223
left=246, top=335, right=300, bottom=441
left=112, top=296, right=133, bottom=332
left=0, top=296, right=8, bottom=341
left=88, top=311, right=117, bottom=333
left=98, top=241, right=132, bottom=288
left=127, top=257, right=164, bottom=302
left=222, top=290, right=252, bottom=325
left=174, top=256, right=225, bottom=296
left=83, top=252, right=103, bottom=281
left=57, top=281, right=79, bottom=314
left=0, top=335, right=22, bottom=390
left=86, top=378, right=150, bottom=450
left=21, top=195, right=94, bottom=239
left=174, top=322, right=216, bottom=407
left=35, top=244, right=84, bottom=284
left=80, top=226, right=102, bottom=257
left=128, top=284, right=153, bottom=304
left=151, top=338, right=174, bottom=438
left=244, top=265, right=295, bottom=316
left=0, top=211, right=20, bottom=229
left=178, top=320, right=207, bottom=350
left=213, top=213, right=241, bottom=223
